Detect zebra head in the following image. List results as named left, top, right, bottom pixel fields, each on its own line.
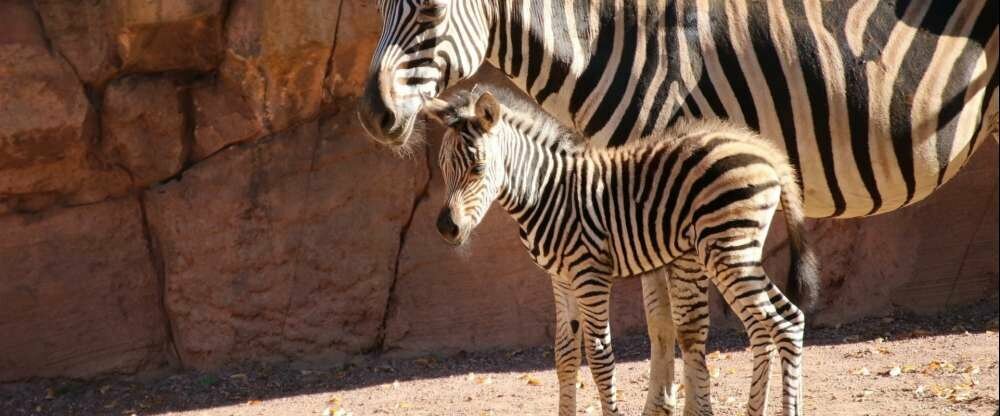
left=359, top=0, right=493, bottom=150
left=424, top=91, right=504, bottom=245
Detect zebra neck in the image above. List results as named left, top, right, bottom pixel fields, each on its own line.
left=487, top=1, right=689, bottom=145
left=495, top=125, right=581, bottom=221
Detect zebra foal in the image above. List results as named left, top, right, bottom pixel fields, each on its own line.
left=425, top=88, right=819, bottom=416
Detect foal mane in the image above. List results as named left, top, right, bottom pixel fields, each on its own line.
left=442, top=85, right=585, bottom=149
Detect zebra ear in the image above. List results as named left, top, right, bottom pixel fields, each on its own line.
left=421, top=95, right=454, bottom=126
left=474, top=92, right=501, bottom=130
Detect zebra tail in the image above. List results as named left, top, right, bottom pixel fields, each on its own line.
left=778, top=167, right=820, bottom=313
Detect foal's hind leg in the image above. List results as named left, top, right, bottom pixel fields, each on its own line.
left=666, top=254, right=713, bottom=415
left=703, top=237, right=806, bottom=416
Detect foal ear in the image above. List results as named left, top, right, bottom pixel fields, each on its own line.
left=474, top=92, right=501, bottom=130
left=421, top=95, right=455, bottom=125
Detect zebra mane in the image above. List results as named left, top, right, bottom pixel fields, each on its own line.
left=444, top=85, right=586, bottom=149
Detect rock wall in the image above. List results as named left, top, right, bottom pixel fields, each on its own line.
left=1, top=0, right=997, bottom=381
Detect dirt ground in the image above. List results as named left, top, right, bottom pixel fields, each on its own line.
left=2, top=300, right=997, bottom=416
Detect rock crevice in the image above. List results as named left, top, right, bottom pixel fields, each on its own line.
left=376, top=148, right=434, bottom=355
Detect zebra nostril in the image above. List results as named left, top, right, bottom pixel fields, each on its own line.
left=436, top=208, right=459, bottom=239
left=380, top=110, right=397, bottom=132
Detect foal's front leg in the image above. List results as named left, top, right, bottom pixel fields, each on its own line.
left=552, top=279, right=583, bottom=416
left=574, top=274, right=623, bottom=416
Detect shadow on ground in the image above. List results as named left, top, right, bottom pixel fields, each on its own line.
left=1, top=297, right=996, bottom=415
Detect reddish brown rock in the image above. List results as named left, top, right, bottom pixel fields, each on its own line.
left=0, top=0, right=130, bottom=212
left=189, top=80, right=266, bottom=161
left=192, top=0, right=341, bottom=159
left=101, top=76, right=187, bottom=187
left=144, top=112, right=427, bottom=369
left=113, top=0, right=225, bottom=73
left=0, top=196, right=168, bottom=381
left=35, top=0, right=119, bottom=86
left=325, top=0, right=381, bottom=101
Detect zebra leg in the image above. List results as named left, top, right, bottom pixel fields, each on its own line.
left=552, top=279, right=583, bottom=416
left=705, top=243, right=805, bottom=416
left=574, top=276, right=623, bottom=416
left=640, top=270, right=679, bottom=416
left=666, top=254, right=713, bottom=416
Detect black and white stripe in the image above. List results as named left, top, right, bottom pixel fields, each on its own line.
left=426, top=89, right=819, bottom=416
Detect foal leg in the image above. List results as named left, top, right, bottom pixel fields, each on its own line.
left=552, top=279, right=584, bottom=416
left=666, top=254, right=714, bottom=416
left=574, top=274, right=623, bottom=416
left=705, top=238, right=805, bottom=416
left=641, top=270, right=679, bottom=416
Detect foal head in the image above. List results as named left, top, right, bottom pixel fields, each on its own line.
left=423, top=91, right=507, bottom=245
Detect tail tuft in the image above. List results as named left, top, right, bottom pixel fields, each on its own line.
left=779, top=169, right=820, bottom=313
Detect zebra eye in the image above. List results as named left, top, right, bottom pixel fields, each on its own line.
left=470, top=163, right=484, bottom=175
left=418, top=1, right=446, bottom=21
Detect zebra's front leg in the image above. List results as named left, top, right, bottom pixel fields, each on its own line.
left=574, top=276, right=623, bottom=416
left=552, top=279, right=584, bottom=416
left=641, top=269, right=679, bottom=416
left=667, top=255, right=713, bottom=416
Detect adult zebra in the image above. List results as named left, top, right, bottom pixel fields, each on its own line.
left=359, top=0, right=999, bottom=414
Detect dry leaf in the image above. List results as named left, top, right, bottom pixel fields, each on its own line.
left=850, top=367, right=871, bottom=376
left=321, top=398, right=343, bottom=416
left=844, top=349, right=872, bottom=359
left=525, top=376, right=543, bottom=386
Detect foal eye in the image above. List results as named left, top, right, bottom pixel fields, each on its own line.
left=470, top=164, right=484, bottom=175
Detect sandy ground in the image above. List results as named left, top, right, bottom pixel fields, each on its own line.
left=2, top=300, right=997, bottom=416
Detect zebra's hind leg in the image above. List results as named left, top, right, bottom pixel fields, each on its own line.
left=641, top=270, right=679, bottom=416
left=667, top=254, right=713, bottom=416
left=705, top=241, right=805, bottom=416
left=574, top=275, right=623, bottom=416
left=552, top=279, right=584, bottom=416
